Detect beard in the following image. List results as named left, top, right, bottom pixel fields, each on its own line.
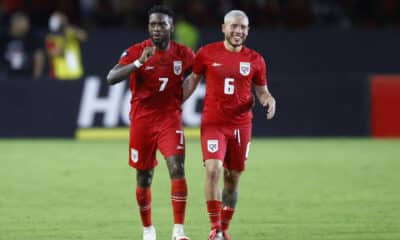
left=225, top=35, right=246, bottom=48
left=150, top=33, right=170, bottom=49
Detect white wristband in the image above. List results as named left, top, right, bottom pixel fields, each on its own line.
left=133, top=59, right=143, bottom=68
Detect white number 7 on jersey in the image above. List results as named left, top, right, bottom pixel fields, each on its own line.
left=159, top=77, right=168, bottom=91
left=224, top=78, right=235, bottom=95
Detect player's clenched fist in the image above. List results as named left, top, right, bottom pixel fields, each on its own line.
left=139, top=46, right=156, bottom=64
left=263, top=96, right=276, bottom=120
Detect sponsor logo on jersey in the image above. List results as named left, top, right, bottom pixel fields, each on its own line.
left=145, top=66, right=155, bottom=70
left=207, top=139, right=218, bottom=153
left=240, top=62, right=250, bottom=76
left=131, top=148, right=139, bottom=163
left=173, top=61, right=182, bottom=75
left=211, top=62, right=222, bottom=67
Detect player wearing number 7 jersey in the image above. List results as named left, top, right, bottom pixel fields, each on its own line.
left=106, top=5, right=194, bottom=240
left=183, top=10, right=276, bottom=240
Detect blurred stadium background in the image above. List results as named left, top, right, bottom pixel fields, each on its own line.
left=1, top=0, right=400, bottom=239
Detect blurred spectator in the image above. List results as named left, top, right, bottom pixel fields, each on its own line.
left=378, top=0, right=400, bottom=28
left=283, top=0, right=315, bottom=29
left=0, top=0, right=25, bottom=14
left=0, top=12, right=44, bottom=80
left=258, top=0, right=284, bottom=29
left=311, top=0, right=351, bottom=29
left=351, top=0, right=379, bottom=27
left=1, top=0, right=399, bottom=30
left=80, top=0, right=97, bottom=27
left=45, top=11, right=87, bottom=80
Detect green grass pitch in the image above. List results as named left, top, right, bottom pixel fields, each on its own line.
left=1, top=138, right=400, bottom=240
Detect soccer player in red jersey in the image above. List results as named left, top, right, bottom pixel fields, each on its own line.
left=183, top=10, right=276, bottom=240
left=106, top=5, right=194, bottom=240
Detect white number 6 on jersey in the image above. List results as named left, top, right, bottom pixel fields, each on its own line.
left=159, top=77, right=168, bottom=91
left=224, top=78, right=235, bottom=95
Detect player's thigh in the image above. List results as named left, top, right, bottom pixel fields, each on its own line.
left=224, top=126, right=252, bottom=171
left=129, top=121, right=158, bottom=170
left=201, top=125, right=228, bottom=162
left=158, top=118, right=185, bottom=158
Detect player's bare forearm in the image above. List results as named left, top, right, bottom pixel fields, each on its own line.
left=72, top=27, right=88, bottom=42
left=183, top=72, right=202, bottom=102
left=255, top=85, right=276, bottom=119
left=107, top=47, right=155, bottom=85
left=106, top=63, right=137, bottom=85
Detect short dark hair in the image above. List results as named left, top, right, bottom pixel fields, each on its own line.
left=148, top=5, right=174, bottom=19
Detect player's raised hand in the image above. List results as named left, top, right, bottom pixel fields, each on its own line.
left=139, top=46, right=156, bottom=63
left=262, top=96, right=276, bottom=120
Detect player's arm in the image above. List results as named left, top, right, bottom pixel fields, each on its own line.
left=66, top=26, right=88, bottom=42
left=106, top=46, right=155, bottom=85
left=254, top=85, right=276, bottom=120
left=182, top=72, right=202, bottom=101
left=32, top=49, right=45, bottom=79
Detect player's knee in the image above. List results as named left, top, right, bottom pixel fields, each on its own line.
left=169, top=164, right=185, bottom=179
left=206, top=166, right=222, bottom=183
left=166, top=156, right=185, bottom=179
left=224, top=169, right=241, bottom=189
left=137, top=170, right=153, bottom=188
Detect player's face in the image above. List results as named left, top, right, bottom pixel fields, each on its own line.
left=222, top=16, right=249, bottom=48
left=148, top=13, right=173, bottom=46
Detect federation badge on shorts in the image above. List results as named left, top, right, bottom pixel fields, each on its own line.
left=131, top=148, right=139, bottom=163
left=207, top=139, right=219, bottom=153
left=173, top=61, right=182, bottom=75
left=240, top=62, right=251, bottom=76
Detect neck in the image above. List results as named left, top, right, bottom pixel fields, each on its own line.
left=153, top=40, right=170, bottom=50
left=224, top=40, right=242, bottom=52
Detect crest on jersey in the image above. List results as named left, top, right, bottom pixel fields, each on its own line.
left=240, top=62, right=251, bottom=76
left=207, top=139, right=219, bottom=153
left=131, top=148, right=139, bottom=163
left=173, top=61, right=182, bottom=75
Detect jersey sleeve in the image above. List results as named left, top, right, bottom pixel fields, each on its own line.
left=118, top=45, right=141, bottom=65
left=192, top=47, right=206, bottom=75
left=184, top=47, right=196, bottom=71
left=253, top=55, right=268, bottom=86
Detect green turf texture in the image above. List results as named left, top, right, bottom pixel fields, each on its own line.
left=1, top=138, right=400, bottom=240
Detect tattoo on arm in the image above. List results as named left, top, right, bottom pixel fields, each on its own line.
left=222, top=189, right=238, bottom=208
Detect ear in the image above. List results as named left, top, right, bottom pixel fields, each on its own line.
left=221, top=23, right=225, bottom=34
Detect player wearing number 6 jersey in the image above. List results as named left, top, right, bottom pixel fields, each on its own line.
left=183, top=10, right=276, bottom=240
left=106, top=5, right=194, bottom=240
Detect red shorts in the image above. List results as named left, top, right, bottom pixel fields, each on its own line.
left=129, top=116, right=185, bottom=170
left=201, top=125, right=252, bottom=171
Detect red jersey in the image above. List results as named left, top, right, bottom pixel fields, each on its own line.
left=192, top=42, right=267, bottom=126
left=119, top=39, right=195, bottom=117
